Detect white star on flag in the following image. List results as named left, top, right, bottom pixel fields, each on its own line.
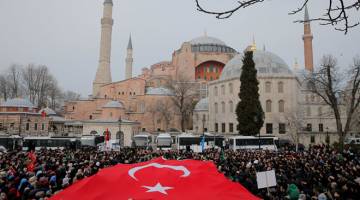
left=142, top=182, right=173, bottom=195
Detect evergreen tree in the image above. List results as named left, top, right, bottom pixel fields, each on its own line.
left=236, top=51, right=264, bottom=135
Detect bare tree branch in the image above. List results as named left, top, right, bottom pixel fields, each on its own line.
left=195, top=0, right=360, bottom=34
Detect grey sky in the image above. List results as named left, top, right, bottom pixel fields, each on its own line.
left=0, top=0, right=359, bottom=96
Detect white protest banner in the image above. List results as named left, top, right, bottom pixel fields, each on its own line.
left=256, top=170, right=277, bottom=189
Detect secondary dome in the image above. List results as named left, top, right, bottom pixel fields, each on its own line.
left=220, top=50, right=292, bottom=80
left=103, top=101, right=124, bottom=109
left=38, top=107, right=56, bottom=115
left=1, top=98, right=35, bottom=108
left=190, top=36, right=226, bottom=46
left=194, top=97, right=209, bottom=111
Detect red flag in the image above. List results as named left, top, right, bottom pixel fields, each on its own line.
left=27, top=151, right=36, bottom=172
left=105, top=128, right=110, bottom=141
left=50, top=157, right=260, bottom=200
left=41, top=110, right=46, bottom=119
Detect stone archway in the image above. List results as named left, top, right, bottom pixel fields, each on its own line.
left=116, top=131, right=124, bottom=147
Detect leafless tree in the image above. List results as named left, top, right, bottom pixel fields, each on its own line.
left=22, top=64, right=56, bottom=108
left=307, top=55, right=360, bottom=150
left=282, top=109, right=306, bottom=151
left=195, top=0, right=360, bottom=34
left=22, top=64, right=38, bottom=104
left=62, top=91, right=81, bottom=102
left=167, top=75, right=198, bottom=132
left=147, top=104, right=159, bottom=132
left=7, top=64, right=23, bottom=98
left=48, top=79, right=62, bottom=109
left=156, top=100, right=174, bottom=131
left=0, top=74, right=9, bottom=101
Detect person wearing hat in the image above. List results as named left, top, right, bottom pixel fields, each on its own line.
left=287, top=184, right=300, bottom=200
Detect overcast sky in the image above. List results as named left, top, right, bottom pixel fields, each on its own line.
left=0, top=0, right=359, bottom=96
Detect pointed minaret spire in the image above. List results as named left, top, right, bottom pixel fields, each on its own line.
left=304, top=5, right=310, bottom=22
left=93, top=0, right=114, bottom=97
left=125, top=34, right=133, bottom=80
left=303, top=4, right=314, bottom=72
left=127, top=34, right=132, bottom=49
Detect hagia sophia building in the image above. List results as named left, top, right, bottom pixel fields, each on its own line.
left=2, top=0, right=357, bottom=147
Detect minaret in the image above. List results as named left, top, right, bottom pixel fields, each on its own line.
left=125, top=35, right=133, bottom=80
left=93, top=0, right=114, bottom=97
left=303, top=5, right=314, bottom=72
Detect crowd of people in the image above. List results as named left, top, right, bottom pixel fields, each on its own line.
left=0, top=145, right=359, bottom=200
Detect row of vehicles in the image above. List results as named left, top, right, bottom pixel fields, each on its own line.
left=0, top=135, right=105, bottom=152
left=133, top=133, right=279, bottom=152
left=0, top=133, right=279, bottom=152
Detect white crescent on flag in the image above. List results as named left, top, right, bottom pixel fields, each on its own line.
left=128, top=162, right=191, bottom=181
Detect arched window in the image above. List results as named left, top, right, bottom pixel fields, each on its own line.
left=229, top=83, right=233, bottom=94
left=229, top=101, right=234, bottom=113
left=214, top=103, right=218, bottom=113
left=278, top=100, right=285, bottom=113
left=89, top=115, right=93, bottom=120
left=221, top=85, right=225, bottom=95
left=266, top=100, right=272, bottom=112
left=221, top=102, right=225, bottom=113
left=265, top=82, right=271, bottom=93
left=214, top=86, right=218, bottom=96
left=278, top=82, right=284, bottom=93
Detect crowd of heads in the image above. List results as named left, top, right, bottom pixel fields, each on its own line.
left=0, top=145, right=359, bottom=200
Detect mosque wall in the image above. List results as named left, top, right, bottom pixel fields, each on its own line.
left=64, top=99, right=108, bottom=121
left=208, top=69, right=300, bottom=141
left=0, top=114, right=50, bottom=136
left=82, top=121, right=140, bottom=147
left=127, top=95, right=181, bottom=132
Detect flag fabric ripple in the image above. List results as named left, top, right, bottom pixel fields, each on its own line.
left=50, top=157, right=260, bottom=200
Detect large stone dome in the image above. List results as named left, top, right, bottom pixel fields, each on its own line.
left=1, top=98, right=35, bottom=108
left=190, top=36, right=226, bottom=46
left=220, top=50, right=293, bottom=80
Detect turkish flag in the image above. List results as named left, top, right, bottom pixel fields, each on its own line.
left=50, top=157, right=260, bottom=200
